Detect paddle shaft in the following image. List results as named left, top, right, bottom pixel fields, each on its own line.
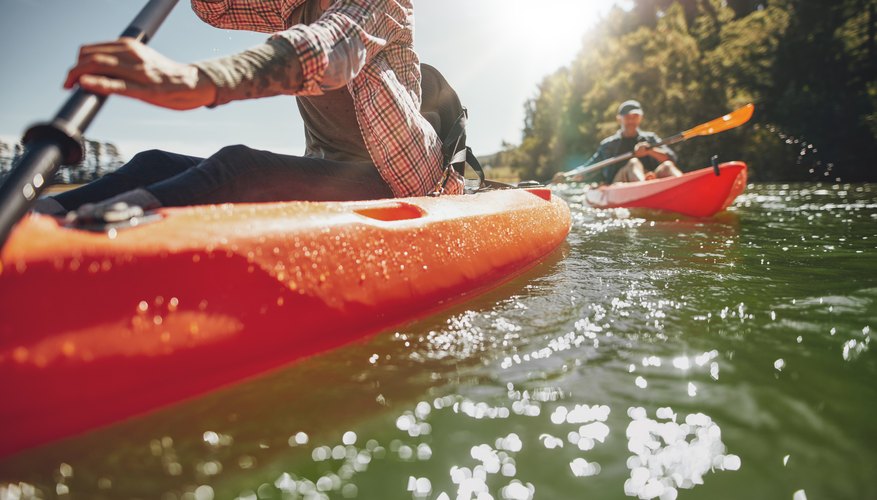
left=0, top=0, right=179, bottom=249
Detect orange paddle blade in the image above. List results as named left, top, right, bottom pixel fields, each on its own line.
left=681, top=103, right=755, bottom=139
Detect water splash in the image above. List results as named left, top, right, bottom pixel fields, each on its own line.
left=762, top=124, right=839, bottom=182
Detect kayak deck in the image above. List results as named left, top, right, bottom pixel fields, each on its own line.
left=585, top=162, right=747, bottom=217
left=0, top=188, right=570, bottom=456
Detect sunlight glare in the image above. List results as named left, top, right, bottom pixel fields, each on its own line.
left=496, top=1, right=623, bottom=63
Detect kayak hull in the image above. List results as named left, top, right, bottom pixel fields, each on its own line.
left=584, top=162, right=747, bottom=217
left=0, top=188, right=570, bottom=456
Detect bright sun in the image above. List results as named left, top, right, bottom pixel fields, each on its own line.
left=500, top=1, right=620, bottom=53
left=479, top=0, right=624, bottom=70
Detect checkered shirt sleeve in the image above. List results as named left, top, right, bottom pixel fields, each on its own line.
left=191, top=0, right=464, bottom=197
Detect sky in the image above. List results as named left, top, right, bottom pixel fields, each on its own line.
left=0, top=0, right=623, bottom=160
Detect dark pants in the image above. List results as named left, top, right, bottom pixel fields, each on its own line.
left=53, top=145, right=394, bottom=210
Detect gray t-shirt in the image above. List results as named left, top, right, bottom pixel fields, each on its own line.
left=296, top=87, right=371, bottom=162
left=195, top=1, right=371, bottom=163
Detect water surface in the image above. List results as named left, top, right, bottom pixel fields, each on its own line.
left=1, top=183, right=875, bottom=500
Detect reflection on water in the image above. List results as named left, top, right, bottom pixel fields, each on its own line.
left=623, top=407, right=738, bottom=499
left=1, top=183, right=876, bottom=500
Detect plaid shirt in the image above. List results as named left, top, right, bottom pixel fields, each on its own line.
left=192, top=0, right=463, bottom=197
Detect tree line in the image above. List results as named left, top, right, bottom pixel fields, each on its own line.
left=494, top=0, right=877, bottom=182
left=0, top=138, right=126, bottom=185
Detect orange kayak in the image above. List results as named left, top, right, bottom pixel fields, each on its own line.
left=585, top=162, right=747, bottom=217
left=0, top=188, right=570, bottom=456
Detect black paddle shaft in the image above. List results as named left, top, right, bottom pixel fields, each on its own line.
left=0, top=0, right=179, bottom=249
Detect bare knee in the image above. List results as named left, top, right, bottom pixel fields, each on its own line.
left=614, top=158, right=646, bottom=183
left=654, top=161, right=682, bottom=178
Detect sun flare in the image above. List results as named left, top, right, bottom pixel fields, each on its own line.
left=495, top=1, right=623, bottom=59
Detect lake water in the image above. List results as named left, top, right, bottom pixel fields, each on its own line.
left=1, top=183, right=875, bottom=500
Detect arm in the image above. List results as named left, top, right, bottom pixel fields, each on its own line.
left=589, top=143, right=620, bottom=185
left=634, top=135, right=677, bottom=164
left=193, top=0, right=412, bottom=104
left=63, top=38, right=217, bottom=110
left=64, top=0, right=410, bottom=109
left=585, top=146, right=606, bottom=167
left=658, top=142, right=678, bottom=163
left=272, top=0, right=410, bottom=93
left=635, top=144, right=674, bottom=164
left=187, top=0, right=413, bottom=104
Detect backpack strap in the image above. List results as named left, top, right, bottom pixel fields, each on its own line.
left=421, top=64, right=485, bottom=194
left=441, top=108, right=485, bottom=185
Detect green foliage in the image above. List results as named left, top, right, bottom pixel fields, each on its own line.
left=508, top=0, right=877, bottom=182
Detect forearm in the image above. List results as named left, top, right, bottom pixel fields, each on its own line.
left=648, top=148, right=673, bottom=164
left=193, top=38, right=303, bottom=107
left=191, top=0, right=410, bottom=106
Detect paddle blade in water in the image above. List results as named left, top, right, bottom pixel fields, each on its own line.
left=682, top=103, right=754, bottom=139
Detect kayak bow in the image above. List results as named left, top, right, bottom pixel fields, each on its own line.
left=584, top=162, right=747, bottom=217
left=0, top=188, right=570, bottom=456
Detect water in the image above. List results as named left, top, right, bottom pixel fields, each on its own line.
left=1, top=183, right=875, bottom=500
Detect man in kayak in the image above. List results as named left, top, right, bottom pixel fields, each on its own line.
left=558, top=100, right=682, bottom=184
left=33, top=0, right=463, bottom=220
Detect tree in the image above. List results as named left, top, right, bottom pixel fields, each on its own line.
left=504, top=0, right=877, bottom=182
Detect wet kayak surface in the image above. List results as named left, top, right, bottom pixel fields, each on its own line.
left=2, top=182, right=875, bottom=500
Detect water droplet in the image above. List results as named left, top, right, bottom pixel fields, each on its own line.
left=342, top=431, right=357, bottom=446
left=238, top=455, right=255, bottom=469
left=194, top=485, right=214, bottom=500
left=722, top=454, right=741, bottom=471
left=166, top=462, right=182, bottom=476
left=341, top=483, right=358, bottom=498
left=627, top=407, right=647, bottom=420
left=656, top=407, right=675, bottom=420
left=672, top=356, right=690, bottom=370
left=203, top=431, right=220, bottom=446
left=397, top=444, right=414, bottom=460
left=59, top=463, right=73, bottom=478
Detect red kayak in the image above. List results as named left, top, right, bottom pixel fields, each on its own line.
left=585, top=162, right=747, bottom=217
left=0, top=188, right=570, bottom=456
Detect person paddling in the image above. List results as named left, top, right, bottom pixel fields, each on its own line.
left=33, top=0, right=463, bottom=220
left=557, top=100, right=682, bottom=184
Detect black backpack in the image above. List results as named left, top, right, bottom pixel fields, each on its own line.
left=420, top=63, right=485, bottom=193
